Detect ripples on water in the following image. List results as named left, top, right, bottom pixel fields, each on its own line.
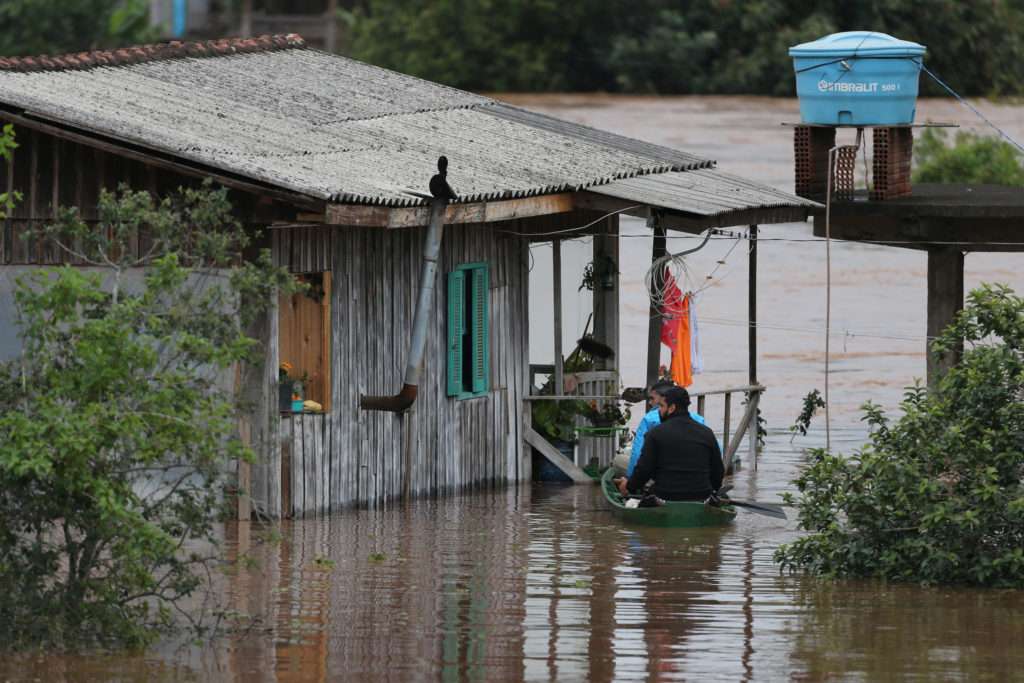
left=4, top=430, right=1024, bottom=680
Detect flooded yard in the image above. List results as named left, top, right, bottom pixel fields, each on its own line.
left=7, top=429, right=1024, bottom=680
left=4, top=94, right=1024, bottom=680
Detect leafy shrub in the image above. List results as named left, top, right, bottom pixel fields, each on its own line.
left=913, top=128, right=1024, bottom=186
left=0, top=182, right=297, bottom=648
left=775, top=284, right=1024, bottom=587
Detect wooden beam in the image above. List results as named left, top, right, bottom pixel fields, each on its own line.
left=646, top=217, right=666, bottom=387
left=575, top=191, right=812, bottom=232
left=524, top=428, right=592, bottom=484
left=748, top=225, right=758, bottom=387
left=324, top=193, right=574, bottom=228
left=552, top=238, right=563, bottom=397
left=926, top=250, right=964, bottom=387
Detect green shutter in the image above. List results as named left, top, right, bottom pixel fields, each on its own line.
left=470, top=264, right=488, bottom=394
left=446, top=270, right=465, bottom=396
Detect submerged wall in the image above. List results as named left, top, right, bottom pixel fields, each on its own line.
left=264, top=221, right=530, bottom=515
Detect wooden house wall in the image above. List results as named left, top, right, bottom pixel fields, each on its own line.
left=0, top=122, right=288, bottom=265
left=271, top=220, right=531, bottom=515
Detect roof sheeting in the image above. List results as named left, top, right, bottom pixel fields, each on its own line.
left=0, top=37, right=814, bottom=215
left=589, top=168, right=820, bottom=217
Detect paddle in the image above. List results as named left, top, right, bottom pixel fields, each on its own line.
left=721, top=496, right=787, bottom=519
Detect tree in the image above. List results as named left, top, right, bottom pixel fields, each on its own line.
left=0, top=0, right=157, bottom=57
left=0, top=181, right=298, bottom=648
left=913, top=128, right=1024, bottom=186
left=343, top=0, right=1024, bottom=96
left=775, top=284, right=1024, bottom=587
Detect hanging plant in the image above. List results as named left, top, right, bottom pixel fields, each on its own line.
left=579, top=256, right=619, bottom=292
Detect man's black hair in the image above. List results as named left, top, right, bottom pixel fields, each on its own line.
left=662, top=386, right=691, bottom=411
left=650, top=380, right=676, bottom=395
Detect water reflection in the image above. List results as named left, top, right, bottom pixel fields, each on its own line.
left=6, top=432, right=1024, bottom=680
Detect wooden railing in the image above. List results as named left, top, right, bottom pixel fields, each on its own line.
left=690, top=384, right=765, bottom=474
left=525, top=367, right=765, bottom=482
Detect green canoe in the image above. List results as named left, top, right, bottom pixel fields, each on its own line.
left=600, top=469, right=737, bottom=527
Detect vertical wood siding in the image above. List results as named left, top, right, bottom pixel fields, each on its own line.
left=271, top=222, right=530, bottom=515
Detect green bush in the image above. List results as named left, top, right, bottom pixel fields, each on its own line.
left=0, top=181, right=298, bottom=648
left=0, top=0, right=157, bottom=57
left=913, top=128, right=1024, bottom=186
left=775, top=284, right=1024, bottom=587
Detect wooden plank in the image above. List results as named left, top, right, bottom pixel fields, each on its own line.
left=0, top=112, right=324, bottom=212
left=325, top=193, right=573, bottom=228
left=485, top=194, right=573, bottom=223
left=291, top=416, right=304, bottom=517
left=722, top=392, right=731, bottom=458
left=524, top=427, right=592, bottom=484
left=724, top=393, right=759, bottom=469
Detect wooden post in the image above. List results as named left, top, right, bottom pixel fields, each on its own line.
left=722, top=392, right=731, bottom=459
left=748, top=225, right=758, bottom=470
left=592, top=214, right=619, bottom=372
left=646, top=217, right=667, bottom=387
left=926, top=249, right=964, bottom=386
left=552, top=239, right=563, bottom=396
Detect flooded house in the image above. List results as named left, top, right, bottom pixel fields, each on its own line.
left=0, top=35, right=818, bottom=517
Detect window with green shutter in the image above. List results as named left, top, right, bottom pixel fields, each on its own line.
left=447, top=262, right=488, bottom=399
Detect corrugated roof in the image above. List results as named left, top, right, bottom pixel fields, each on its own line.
left=0, top=35, right=814, bottom=215
left=589, top=168, right=821, bottom=217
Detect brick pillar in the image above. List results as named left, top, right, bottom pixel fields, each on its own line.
left=794, top=125, right=836, bottom=200
left=871, top=127, right=913, bottom=200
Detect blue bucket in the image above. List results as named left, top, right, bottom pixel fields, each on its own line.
left=790, top=31, right=926, bottom=125
left=534, top=440, right=576, bottom=483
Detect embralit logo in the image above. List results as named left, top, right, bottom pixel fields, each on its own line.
left=817, top=79, right=883, bottom=93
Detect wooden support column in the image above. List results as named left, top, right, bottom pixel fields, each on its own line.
left=592, top=213, right=619, bottom=371
left=552, top=239, right=563, bottom=396
left=747, top=225, right=758, bottom=471
left=926, top=249, right=964, bottom=386
left=646, top=216, right=667, bottom=387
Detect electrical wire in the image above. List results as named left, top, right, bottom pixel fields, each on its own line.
left=922, top=64, right=1024, bottom=154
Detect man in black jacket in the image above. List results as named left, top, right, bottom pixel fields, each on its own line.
left=614, top=386, right=724, bottom=502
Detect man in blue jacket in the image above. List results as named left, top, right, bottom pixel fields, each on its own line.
left=628, top=381, right=708, bottom=477
left=615, top=386, right=723, bottom=502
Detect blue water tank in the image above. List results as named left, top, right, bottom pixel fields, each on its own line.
left=790, top=31, right=926, bottom=125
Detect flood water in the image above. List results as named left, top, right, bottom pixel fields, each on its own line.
left=5, top=95, right=1024, bottom=680
left=9, top=431, right=1024, bottom=680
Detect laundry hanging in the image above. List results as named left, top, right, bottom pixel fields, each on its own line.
left=659, top=268, right=693, bottom=388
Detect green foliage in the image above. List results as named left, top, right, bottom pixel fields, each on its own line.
left=790, top=388, right=826, bottom=441
left=0, top=0, right=158, bottom=57
left=913, top=128, right=1024, bottom=186
left=0, top=124, right=21, bottom=220
left=775, top=284, right=1024, bottom=587
left=531, top=399, right=589, bottom=443
left=344, top=0, right=1024, bottom=95
left=0, top=181, right=298, bottom=649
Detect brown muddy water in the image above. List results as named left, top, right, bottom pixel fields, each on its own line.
left=5, top=95, right=1024, bottom=680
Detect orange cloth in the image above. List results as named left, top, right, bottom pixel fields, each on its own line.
left=668, top=295, right=693, bottom=387
left=660, top=271, right=693, bottom=388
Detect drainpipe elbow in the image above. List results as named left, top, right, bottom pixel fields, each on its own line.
left=359, top=383, right=419, bottom=413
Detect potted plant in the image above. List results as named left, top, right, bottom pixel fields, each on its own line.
left=531, top=398, right=588, bottom=483
left=279, top=362, right=311, bottom=412
left=531, top=398, right=588, bottom=444
left=578, top=399, right=631, bottom=437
